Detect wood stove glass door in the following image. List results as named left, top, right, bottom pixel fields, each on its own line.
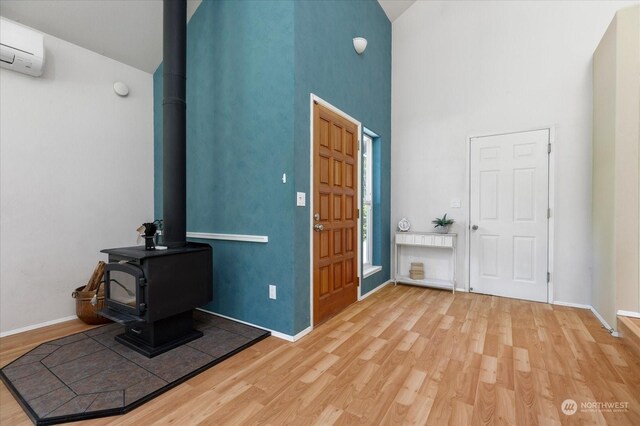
left=105, top=263, right=145, bottom=315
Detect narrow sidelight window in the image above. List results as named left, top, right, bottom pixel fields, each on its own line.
left=362, top=133, right=374, bottom=268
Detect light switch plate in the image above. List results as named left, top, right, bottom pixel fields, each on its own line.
left=451, top=198, right=461, bottom=208
left=269, top=284, right=277, bottom=299
left=296, top=192, right=306, bottom=207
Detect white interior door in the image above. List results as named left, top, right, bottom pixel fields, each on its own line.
left=469, top=129, right=549, bottom=302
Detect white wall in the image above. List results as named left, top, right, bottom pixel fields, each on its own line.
left=0, top=23, right=154, bottom=334
left=593, top=5, right=640, bottom=328
left=592, top=14, right=618, bottom=327
left=391, top=1, right=638, bottom=305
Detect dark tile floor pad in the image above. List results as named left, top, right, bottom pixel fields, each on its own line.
left=1, top=311, right=270, bottom=425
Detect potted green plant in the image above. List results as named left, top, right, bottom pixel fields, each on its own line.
left=432, top=213, right=454, bottom=234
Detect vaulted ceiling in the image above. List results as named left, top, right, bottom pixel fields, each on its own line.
left=0, top=0, right=415, bottom=74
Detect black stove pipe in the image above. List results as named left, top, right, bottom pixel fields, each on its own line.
left=162, top=0, right=187, bottom=248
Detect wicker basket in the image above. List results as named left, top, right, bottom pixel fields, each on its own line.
left=72, top=285, right=111, bottom=325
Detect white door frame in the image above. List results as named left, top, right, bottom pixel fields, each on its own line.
left=464, top=126, right=555, bottom=303
left=308, top=94, right=363, bottom=330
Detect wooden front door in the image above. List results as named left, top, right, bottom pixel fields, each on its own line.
left=313, top=102, right=359, bottom=325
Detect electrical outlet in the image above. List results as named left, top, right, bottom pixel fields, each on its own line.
left=269, top=284, right=277, bottom=299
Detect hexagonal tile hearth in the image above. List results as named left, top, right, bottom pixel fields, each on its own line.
left=1, top=312, right=269, bottom=425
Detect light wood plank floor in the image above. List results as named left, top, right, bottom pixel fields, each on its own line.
left=2, top=285, right=639, bottom=425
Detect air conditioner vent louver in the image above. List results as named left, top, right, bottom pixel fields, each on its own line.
left=0, top=46, right=15, bottom=64
left=0, top=18, right=45, bottom=77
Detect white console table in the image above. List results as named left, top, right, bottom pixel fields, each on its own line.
left=394, top=232, right=457, bottom=293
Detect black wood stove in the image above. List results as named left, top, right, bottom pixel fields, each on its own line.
left=99, top=244, right=212, bottom=357
left=99, top=0, right=212, bottom=357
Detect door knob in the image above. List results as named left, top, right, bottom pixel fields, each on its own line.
left=314, top=224, right=324, bottom=232
left=471, top=225, right=478, bottom=231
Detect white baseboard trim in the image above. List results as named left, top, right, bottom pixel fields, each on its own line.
left=553, top=301, right=619, bottom=337
left=1, top=309, right=313, bottom=343
left=196, top=308, right=312, bottom=342
left=455, top=287, right=468, bottom=292
left=589, top=306, right=617, bottom=335
left=0, top=315, right=78, bottom=339
left=284, top=326, right=313, bottom=342
left=617, top=310, right=640, bottom=319
left=553, top=300, right=591, bottom=310
left=359, top=280, right=392, bottom=301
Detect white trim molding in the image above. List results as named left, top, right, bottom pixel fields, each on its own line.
left=0, top=315, right=78, bottom=339
left=363, top=265, right=382, bottom=279
left=197, top=308, right=313, bottom=342
left=590, top=306, right=619, bottom=337
left=280, top=326, right=314, bottom=342
left=187, top=232, right=268, bottom=243
left=553, top=300, right=591, bottom=310
left=617, top=310, right=640, bottom=319
left=358, top=279, right=392, bottom=301
left=553, top=301, right=619, bottom=337
left=547, top=126, right=556, bottom=304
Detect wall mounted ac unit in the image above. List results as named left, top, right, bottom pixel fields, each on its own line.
left=0, top=18, right=45, bottom=77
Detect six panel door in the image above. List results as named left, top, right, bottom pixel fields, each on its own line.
left=469, top=129, right=549, bottom=302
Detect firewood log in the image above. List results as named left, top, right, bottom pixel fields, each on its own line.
left=83, top=261, right=105, bottom=292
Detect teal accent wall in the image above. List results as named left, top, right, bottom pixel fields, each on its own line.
left=154, top=0, right=296, bottom=333
left=292, top=0, right=392, bottom=332
left=154, top=0, right=390, bottom=336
